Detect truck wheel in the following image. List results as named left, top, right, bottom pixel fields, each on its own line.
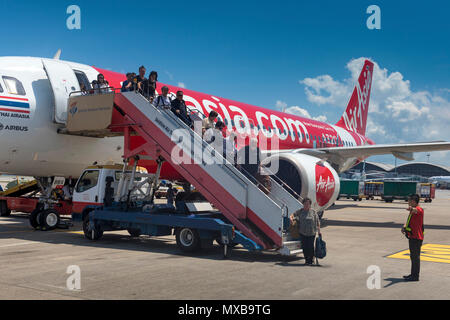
left=127, top=228, right=141, bottom=237
left=176, top=228, right=201, bottom=252
left=83, top=213, right=103, bottom=240
left=29, top=208, right=43, bottom=229
left=0, top=200, right=11, bottom=217
left=39, top=209, right=60, bottom=231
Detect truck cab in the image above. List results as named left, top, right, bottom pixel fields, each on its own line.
left=72, top=164, right=149, bottom=220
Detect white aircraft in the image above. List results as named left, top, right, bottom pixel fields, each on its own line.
left=0, top=54, right=449, bottom=212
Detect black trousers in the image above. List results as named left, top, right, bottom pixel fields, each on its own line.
left=409, top=238, right=423, bottom=278
left=300, top=234, right=315, bottom=264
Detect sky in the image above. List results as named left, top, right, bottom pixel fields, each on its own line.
left=1, top=0, right=449, bottom=166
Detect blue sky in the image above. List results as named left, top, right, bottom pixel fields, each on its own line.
left=1, top=0, right=449, bottom=166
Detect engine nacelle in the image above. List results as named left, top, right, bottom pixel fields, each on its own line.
left=262, top=153, right=340, bottom=213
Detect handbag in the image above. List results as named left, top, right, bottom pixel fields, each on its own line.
left=315, top=234, right=327, bottom=259
left=289, top=219, right=300, bottom=239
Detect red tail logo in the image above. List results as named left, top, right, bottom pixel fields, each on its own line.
left=315, top=164, right=336, bottom=207
left=336, top=60, right=374, bottom=136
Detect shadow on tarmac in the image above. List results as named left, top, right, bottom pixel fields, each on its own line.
left=384, top=277, right=407, bottom=288
left=321, top=219, right=450, bottom=231
left=0, top=216, right=308, bottom=264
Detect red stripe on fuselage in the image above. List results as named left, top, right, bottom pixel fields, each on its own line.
left=0, top=96, right=29, bottom=101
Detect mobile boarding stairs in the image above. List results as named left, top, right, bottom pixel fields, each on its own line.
left=61, top=89, right=304, bottom=256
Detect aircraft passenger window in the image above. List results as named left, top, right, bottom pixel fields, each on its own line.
left=0, top=82, right=3, bottom=93
left=76, top=170, right=99, bottom=193
left=240, top=121, right=245, bottom=128
left=2, top=76, right=26, bottom=95
left=74, top=70, right=92, bottom=90
left=224, top=119, right=228, bottom=125
left=231, top=120, right=235, bottom=127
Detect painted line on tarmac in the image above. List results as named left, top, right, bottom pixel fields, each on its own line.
left=387, top=243, right=450, bottom=264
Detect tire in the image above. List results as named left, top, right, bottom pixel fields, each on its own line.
left=175, top=228, right=201, bottom=252
left=0, top=200, right=11, bottom=217
left=39, top=209, right=60, bottom=231
left=29, top=208, right=43, bottom=229
left=83, top=213, right=103, bottom=240
left=127, top=228, right=141, bottom=237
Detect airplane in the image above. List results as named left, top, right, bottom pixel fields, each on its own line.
left=0, top=54, right=449, bottom=214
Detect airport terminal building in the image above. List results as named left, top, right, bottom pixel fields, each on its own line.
left=349, top=161, right=450, bottom=178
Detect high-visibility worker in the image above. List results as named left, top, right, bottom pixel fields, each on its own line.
left=401, top=194, right=424, bottom=282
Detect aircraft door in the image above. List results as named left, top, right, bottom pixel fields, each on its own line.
left=42, top=59, right=80, bottom=124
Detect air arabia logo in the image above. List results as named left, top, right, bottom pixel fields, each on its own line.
left=315, top=164, right=336, bottom=207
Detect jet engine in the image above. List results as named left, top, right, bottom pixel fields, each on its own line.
left=262, top=153, right=340, bottom=216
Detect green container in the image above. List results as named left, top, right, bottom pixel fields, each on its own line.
left=382, top=181, right=417, bottom=202
left=339, top=180, right=364, bottom=200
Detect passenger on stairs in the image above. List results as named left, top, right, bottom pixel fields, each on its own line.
left=121, top=73, right=135, bottom=92
left=134, top=66, right=147, bottom=96
left=92, top=74, right=111, bottom=94
left=204, top=120, right=225, bottom=145
left=145, top=71, right=158, bottom=102
left=223, top=131, right=238, bottom=165
left=202, top=110, right=218, bottom=136
left=237, top=138, right=261, bottom=183
left=171, top=90, right=192, bottom=127
left=153, top=86, right=172, bottom=109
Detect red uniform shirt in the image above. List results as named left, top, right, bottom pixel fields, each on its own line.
left=406, top=206, right=424, bottom=240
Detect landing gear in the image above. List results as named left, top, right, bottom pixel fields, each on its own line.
left=39, top=209, right=60, bottom=231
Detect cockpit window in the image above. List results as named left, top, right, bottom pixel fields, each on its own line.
left=2, top=76, right=26, bottom=95
left=74, top=70, right=92, bottom=91
left=0, top=81, right=3, bottom=93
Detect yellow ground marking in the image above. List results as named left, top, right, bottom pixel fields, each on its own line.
left=387, top=244, right=450, bottom=264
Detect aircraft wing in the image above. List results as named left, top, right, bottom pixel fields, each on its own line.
left=273, top=141, right=450, bottom=172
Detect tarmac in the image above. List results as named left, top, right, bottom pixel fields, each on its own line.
left=0, top=190, right=449, bottom=300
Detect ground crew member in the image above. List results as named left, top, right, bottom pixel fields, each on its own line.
left=401, top=194, right=424, bottom=281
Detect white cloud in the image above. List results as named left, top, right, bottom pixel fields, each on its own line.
left=284, top=105, right=328, bottom=122
left=177, top=82, right=186, bottom=88
left=299, top=57, right=450, bottom=165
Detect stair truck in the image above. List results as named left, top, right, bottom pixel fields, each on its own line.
left=60, top=89, right=305, bottom=257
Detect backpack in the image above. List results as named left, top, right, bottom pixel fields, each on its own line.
left=315, top=234, right=327, bottom=259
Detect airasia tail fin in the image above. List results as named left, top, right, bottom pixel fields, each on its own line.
left=336, top=59, right=374, bottom=136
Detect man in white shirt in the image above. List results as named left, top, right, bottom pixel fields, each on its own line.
left=153, top=86, right=171, bottom=109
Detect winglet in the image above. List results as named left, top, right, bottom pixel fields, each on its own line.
left=336, top=59, right=374, bottom=136
left=53, top=49, right=62, bottom=60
